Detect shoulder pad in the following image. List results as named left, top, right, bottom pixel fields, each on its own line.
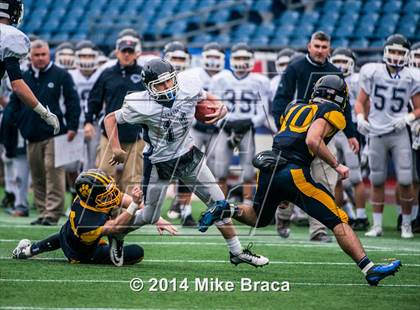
left=317, top=102, right=346, bottom=131
left=1, top=25, right=30, bottom=60
left=177, top=71, right=202, bottom=96
left=360, top=62, right=380, bottom=78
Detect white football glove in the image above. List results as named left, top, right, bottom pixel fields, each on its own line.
left=356, top=114, right=371, bottom=136
left=42, top=108, right=60, bottom=135
left=34, top=103, right=60, bottom=135
left=393, top=113, right=415, bottom=131
left=411, top=119, right=420, bottom=137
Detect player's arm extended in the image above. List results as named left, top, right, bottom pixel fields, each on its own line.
left=103, top=190, right=177, bottom=236
left=104, top=111, right=127, bottom=165
left=306, top=118, right=349, bottom=179
left=6, top=57, right=60, bottom=133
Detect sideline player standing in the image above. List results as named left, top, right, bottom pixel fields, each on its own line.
left=355, top=34, right=420, bottom=239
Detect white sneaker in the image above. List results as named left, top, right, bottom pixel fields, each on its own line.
left=12, top=239, right=32, bottom=259
left=109, top=236, right=124, bottom=267
left=401, top=223, right=414, bottom=239
left=230, top=243, right=269, bottom=267
left=365, top=225, right=383, bottom=237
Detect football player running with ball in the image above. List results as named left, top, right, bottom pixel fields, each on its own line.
left=199, top=75, right=402, bottom=286
left=104, top=58, right=269, bottom=267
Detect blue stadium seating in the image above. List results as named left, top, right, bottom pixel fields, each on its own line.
left=20, top=0, right=420, bottom=48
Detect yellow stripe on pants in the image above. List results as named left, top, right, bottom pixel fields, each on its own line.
left=291, top=168, right=348, bottom=223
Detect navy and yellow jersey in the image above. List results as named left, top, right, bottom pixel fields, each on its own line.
left=273, top=101, right=346, bottom=166
left=59, top=198, right=111, bottom=261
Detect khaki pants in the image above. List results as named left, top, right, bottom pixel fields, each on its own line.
left=96, top=135, right=144, bottom=194
left=27, top=139, right=65, bottom=222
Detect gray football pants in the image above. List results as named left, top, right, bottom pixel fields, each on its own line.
left=369, top=129, right=413, bottom=186
left=133, top=156, right=224, bottom=226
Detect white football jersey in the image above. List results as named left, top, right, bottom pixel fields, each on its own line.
left=183, top=67, right=230, bottom=91
left=115, top=72, right=205, bottom=164
left=69, top=69, right=102, bottom=124
left=270, top=74, right=281, bottom=101
left=0, top=24, right=30, bottom=62
left=209, top=71, right=270, bottom=127
left=345, top=72, right=359, bottom=123
left=359, top=63, right=420, bottom=136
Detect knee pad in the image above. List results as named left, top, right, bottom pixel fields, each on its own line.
left=369, top=149, right=386, bottom=186
left=396, top=150, right=413, bottom=186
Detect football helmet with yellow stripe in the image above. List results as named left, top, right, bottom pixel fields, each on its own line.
left=75, top=169, right=122, bottom=211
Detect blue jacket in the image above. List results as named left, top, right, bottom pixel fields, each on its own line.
left=85, top=62, right=145, bottom=143
left=5, top=62, right=80, bottom=142
left=272, top=54, right=356, bottom=138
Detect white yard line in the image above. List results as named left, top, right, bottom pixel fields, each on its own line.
left=1, top=256, right=419, bottom=267
left=0, top=278, right=419, bottom=288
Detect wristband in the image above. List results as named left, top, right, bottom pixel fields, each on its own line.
left=126, top=202, right=138, bottom=216
left=33, top=102, right=48, bottom=117
left=356, top=114, right=365, bottom=122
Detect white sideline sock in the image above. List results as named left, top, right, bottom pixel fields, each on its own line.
left=356, top=208, right=367, bottom=219
left=372, top=212, right=383, bottom=227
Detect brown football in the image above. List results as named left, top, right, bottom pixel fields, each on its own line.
left=194, top=100, right=217, bottom=123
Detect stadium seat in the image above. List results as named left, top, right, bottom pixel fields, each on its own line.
left=353, top=24, right=375, bottom=39
left=322, top=0, right=342, bottom=12
left=51, top=33, right=70, bottom=42
left=340, top=13, right=359, bottom=24
left=335, top=25, right=354, bottom=38
left=59, top=21, right=79, bottom=33
left=359, top=13, right=380, bottom=25
left=252, top=0, right=272, bottom=13
left=30, top=8, right=48, bottom=20
left=396, top=24, right=416, bottom=39
left=373, top=24, right=396, bottom=39
left=294, top=24, right=315, bottom=37
left=270, top=36, right=289, bottom=46
left=403, top=1, right=420, bottom=13
left=213, top=34, right=231, bottom=45
left=289, top=36, right=309, bottom=48
left=254, top=23, right=276, bottom=38
left=191, top=34, right=213, bottom=45
left=276, top=10, right=300, bottom=26
left=331, top=38, right=349, bottom=48
left=383, top=0, right=402, bottom=13
left=301, top=11, right=320, bottom=25
left=251, top=36, right=270, bottom=46
left=370, top=39, right=385, bottom=47
left=351, top=38, right=369, bottom=48
left=275, top=24, right=295, bottom=37
left=314, top=24, right=334, bottom=35
left=363, top=0, right=382, bottom=12
left=341, top=0, right=362, bottom=13
left=378, top=14, right=400, bottom=26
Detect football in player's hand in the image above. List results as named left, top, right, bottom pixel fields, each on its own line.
left=195, top=100, right=217, bottom=123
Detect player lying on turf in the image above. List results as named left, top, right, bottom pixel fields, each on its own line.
left=103, top=58, right=269, bottom=267
left=12, top=169, right=177, bottom=266
left=198, top=75, right=402, bottom=286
